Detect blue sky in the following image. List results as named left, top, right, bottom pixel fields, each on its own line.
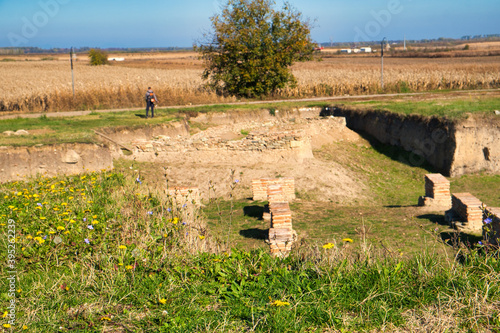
left=1, top=0, right=499, bottom=48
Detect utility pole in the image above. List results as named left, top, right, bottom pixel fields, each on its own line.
left=381, top=37, right=387, bottom=90
left=70, top=47, right=75, bottom=98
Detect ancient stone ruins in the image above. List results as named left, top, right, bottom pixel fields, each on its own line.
left=252, top=178, right=297, bottom=257
left=419, top=173, right=499, bottom=245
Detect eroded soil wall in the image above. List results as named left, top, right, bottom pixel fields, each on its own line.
left=0, top=143, right=113, bottom=182
left=332, top=107, right=500, bottom=176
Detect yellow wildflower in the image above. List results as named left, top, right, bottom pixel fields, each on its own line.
left=159, top=298, right=167, bottom=304
left=57, top=226, right=65, bottom=231
left=199, top=235, right=205, bottom=240
left=68, top=196, right=74, bottom=200
left=342, top=238, right=354, bottom=243
left=126, top=265, right=133, bottom=270
left=39, top=217, right=46, bottom=220
left=36, top=231, right=43, bottom=235
left=35, top=206, right=42, bottom=210
left=23, top=325, right=28, bottom=330
left=26, top=235, right=33, bottom=239
left=270, top=300, right=290, bottom=307
left=34, top=237, right=45, bottom=244
left=17, top=191, right=22, bottom=196
left=3, top=324, right=11, bottom=328
left=1, top=311, right=7, bottom=318
left=118, top=245, right=127, bottom=250
left=49, top=231, right=56, bottom=235
left=101, top=316, right=111, bottom=321
left=64, top=231, right=70, bottom=235
left=61, top=203, right=68, bottom=206
left=322, top=243, right=335, bottom=249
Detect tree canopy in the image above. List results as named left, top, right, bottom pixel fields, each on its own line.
left=195, top=0, right=315, bottom=98
left=88, top=49, right=109, bottom=66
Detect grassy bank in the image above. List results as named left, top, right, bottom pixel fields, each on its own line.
left=1, top=92, right=500, bottom=147
left=1, top=168, right=499, bottom=332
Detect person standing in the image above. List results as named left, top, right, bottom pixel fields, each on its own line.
left=145, top=87, right=158, bottom=118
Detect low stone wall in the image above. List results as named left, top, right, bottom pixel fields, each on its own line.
left=0, top=143, right=113, bottom=183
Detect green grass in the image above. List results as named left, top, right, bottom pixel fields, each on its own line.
left=349, top=96, right=500, bottom=119
left=0, top=111, right=180, bottom=146
left=1, top=139, right=500, bottom=331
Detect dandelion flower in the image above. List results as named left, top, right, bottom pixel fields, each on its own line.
left=270, top=300, right=290, bottom=307
left=39, top=216, right=46, bottom=220
left=34, top=237, right=45, bottom=244
left=3, top=324, right=11, bottom=328
left=57, top=226, right=65, bottom=231
left=199, top=235, right=205, bottom=240
left=23, top=325, right=28, bottom=330
left=101, top=316, right=111, bottom=321
left=342, top=238, right=353, bottom=243
left=119, top=245, right=127, bottom=250
left=159, top=298, right=167, bottom=304
left=2, top=311, right=7, bottom=318
left=126, top=265, right=133, bottom=270
left=49, top=231, right=56, bottom=235
left=322, top=243, right=335, bottom=249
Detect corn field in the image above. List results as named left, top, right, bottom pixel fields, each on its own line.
left=1, top=54, right=499, bottom=112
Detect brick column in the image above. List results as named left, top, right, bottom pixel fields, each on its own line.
left=252, top=178, right=295, bottom=201
left=449, top=193, right=484, bottom=231
left=418, top=173, right=451, bottom=209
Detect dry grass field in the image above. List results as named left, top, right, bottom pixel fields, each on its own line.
left=1, top=45, right=499, bottom=112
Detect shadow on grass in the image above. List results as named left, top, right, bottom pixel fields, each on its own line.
left=239, top=228, right=268, bottom=240
left=417, top=213, right=449, bottom=226
left=439, top=231, right=483, bottom=249
left=385, top=204, right=420, bottom=208
left=135, top=113, right=147, bottom=118
left=243, top=205, right=265, bottom=220
left=352, top=130, right=440, bottom=173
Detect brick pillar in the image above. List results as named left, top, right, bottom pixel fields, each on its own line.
left=449, top=193, right=484, bottom=231
left=418, top=173, right=451, bottom=209
left=483, top=207, right=500, bottom=245
left=252, top=178, right=295, bottom=201
left=166, top=186, right=201, bottom=209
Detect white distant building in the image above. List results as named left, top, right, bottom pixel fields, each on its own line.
left=360, top=47, right=372, bottom=53
left=340, top=49, right=352, bottom=54
left=353, top=48, right=361, bottom=53
left=108, top=57, right=125, bottom=61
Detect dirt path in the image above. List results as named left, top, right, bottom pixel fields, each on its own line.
left=1, top=89, right=499, bottom=120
